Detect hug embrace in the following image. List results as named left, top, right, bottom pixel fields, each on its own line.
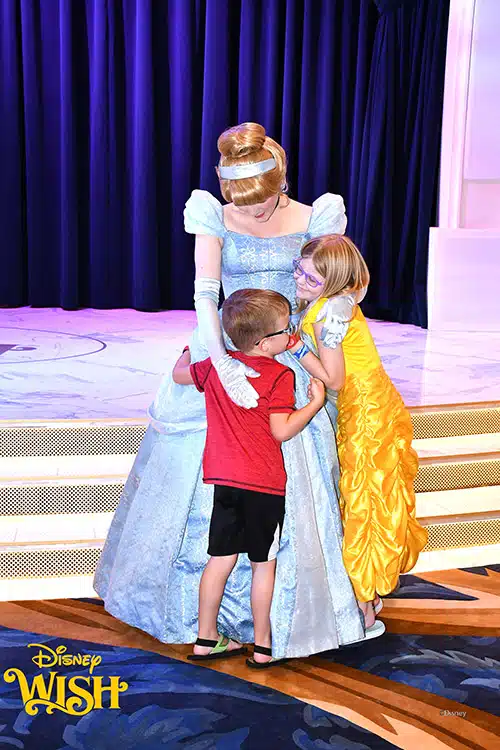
left=94, top=122, right=427, bottom=667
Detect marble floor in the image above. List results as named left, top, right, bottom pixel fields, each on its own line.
left=1, top=307, right=500, bottom=420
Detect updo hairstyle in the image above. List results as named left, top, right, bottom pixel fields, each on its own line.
left=217, top=122, right=287, bottom=206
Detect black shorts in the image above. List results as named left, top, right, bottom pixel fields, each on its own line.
left=208, top=484, right=285, bottom=563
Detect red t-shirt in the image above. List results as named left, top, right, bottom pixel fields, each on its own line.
left=190, top=352, right=295, bottom=496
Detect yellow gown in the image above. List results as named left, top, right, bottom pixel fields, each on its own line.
left=301, top=296, right=428, bottom=602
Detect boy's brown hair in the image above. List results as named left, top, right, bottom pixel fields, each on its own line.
left=222, top=289, right=291, bottom=352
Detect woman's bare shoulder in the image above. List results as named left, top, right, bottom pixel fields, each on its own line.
left=287, top=198, right=313, bottom=223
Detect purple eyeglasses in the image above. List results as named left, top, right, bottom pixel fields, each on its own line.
left=292, top=258, right=324, bottom=288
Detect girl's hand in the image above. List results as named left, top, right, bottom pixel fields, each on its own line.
left=307, top=377, right=325, bottom=404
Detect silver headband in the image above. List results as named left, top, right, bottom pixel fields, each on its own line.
left=218, top=157, right=276, bottom=180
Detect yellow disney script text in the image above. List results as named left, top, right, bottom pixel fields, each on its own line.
left=2, top=643, right=129, bottom=717
left=29, top=643, right=102, bottom=674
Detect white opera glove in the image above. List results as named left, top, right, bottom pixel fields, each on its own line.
left=213, top=353, right=261, bottom=409
left=194, top=278, right=260, bottom=409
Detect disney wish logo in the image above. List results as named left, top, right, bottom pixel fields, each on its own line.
left=3, top=643, right=129, bottom=716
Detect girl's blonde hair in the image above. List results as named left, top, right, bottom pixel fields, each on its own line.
left=296, top=235, right=370, bottom=313
left=217, top=122, right=287, bottom=206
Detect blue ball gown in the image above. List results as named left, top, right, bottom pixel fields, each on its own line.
left=94, top=190, right=364, bottom=658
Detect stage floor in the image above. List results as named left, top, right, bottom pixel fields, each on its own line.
left=1, top=307, right=500, bottom=420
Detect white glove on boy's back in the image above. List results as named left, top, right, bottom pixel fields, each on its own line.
left=194, top=278, right=260, bottom=409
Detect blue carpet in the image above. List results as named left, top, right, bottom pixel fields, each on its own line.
left=326, top=632, right=500, bottom=716
left=321, top=565, right=500, bottom=717
left=0, top=627, right=397, bottom=749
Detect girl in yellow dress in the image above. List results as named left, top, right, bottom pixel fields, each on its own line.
left=288, top=234, right=428, bottom=628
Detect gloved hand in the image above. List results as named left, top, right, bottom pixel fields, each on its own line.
left=213, top=354, right=261, bottom=409
left=194, top=277, right=260, bottom=409
left=319, top=295, right=354, bottom=349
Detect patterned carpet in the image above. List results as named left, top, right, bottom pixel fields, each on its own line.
left=0, top=564, right=499, bottom=749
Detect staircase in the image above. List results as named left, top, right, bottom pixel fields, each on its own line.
left=410, top=403, right=500, bottom=573
left=1, top=404, right=499, bottom=600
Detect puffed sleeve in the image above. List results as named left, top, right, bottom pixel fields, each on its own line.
left=315, top=295, right=355, bottom=349
left=307, top=193, right=347, bottom=238
left=184, top=189, right=225, bottom=237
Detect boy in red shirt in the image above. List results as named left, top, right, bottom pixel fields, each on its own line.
left=173, top=288, right=325, bottom=668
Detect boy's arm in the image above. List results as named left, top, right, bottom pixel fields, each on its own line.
left=289, top=324, right=345, bottom=391
left=172, top=348, right=195, bottom=386
left=269, top=377, right=325, bottom=442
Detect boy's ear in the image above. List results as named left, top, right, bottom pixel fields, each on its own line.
left=259, top=338, right=270, bottom=353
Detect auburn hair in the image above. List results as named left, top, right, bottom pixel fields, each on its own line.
left=222, top=288, right=291, bottom=352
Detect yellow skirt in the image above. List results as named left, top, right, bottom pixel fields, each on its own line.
left=337, top=364, right=428, bottom=602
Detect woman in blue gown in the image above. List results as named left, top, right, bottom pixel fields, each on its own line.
left=94, top=122, right=370, bottom=658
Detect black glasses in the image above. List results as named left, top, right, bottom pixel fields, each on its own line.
left=255, top=322, right=296, bottom=346
left=292, top=258, right=324, bottom=288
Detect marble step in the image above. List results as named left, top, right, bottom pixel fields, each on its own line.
left=2, top=542, right=498, bottom=601
left=1, top=453, right=500, bottom=516
left=0, top=513, right=499, bottom=601
left=1, top=401, right=499, bottom=458
left=1, top=486, right=499, bottom=543
left=2, top=542, right=500, bottom=601
left=0, top=454, right=135, bottom=481
left=2, top=433, right=500, bottom=484
left=413, top=432, right=500, bottom=458
left=0, top=571, right=98, bottom=602
left=415, top=452, right=500, bottom=493
left=414, top=517, right=500, bottom=574
left=0, top=512, right=111, bottom=544
left=411, top=543, right=500, bottom=575
left=409, top=402, right=500, bottom=439
left=416, top=485, right=500, bottom=519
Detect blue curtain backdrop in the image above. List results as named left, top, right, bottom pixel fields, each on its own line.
left=0, top=0, right=449, bottom=326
